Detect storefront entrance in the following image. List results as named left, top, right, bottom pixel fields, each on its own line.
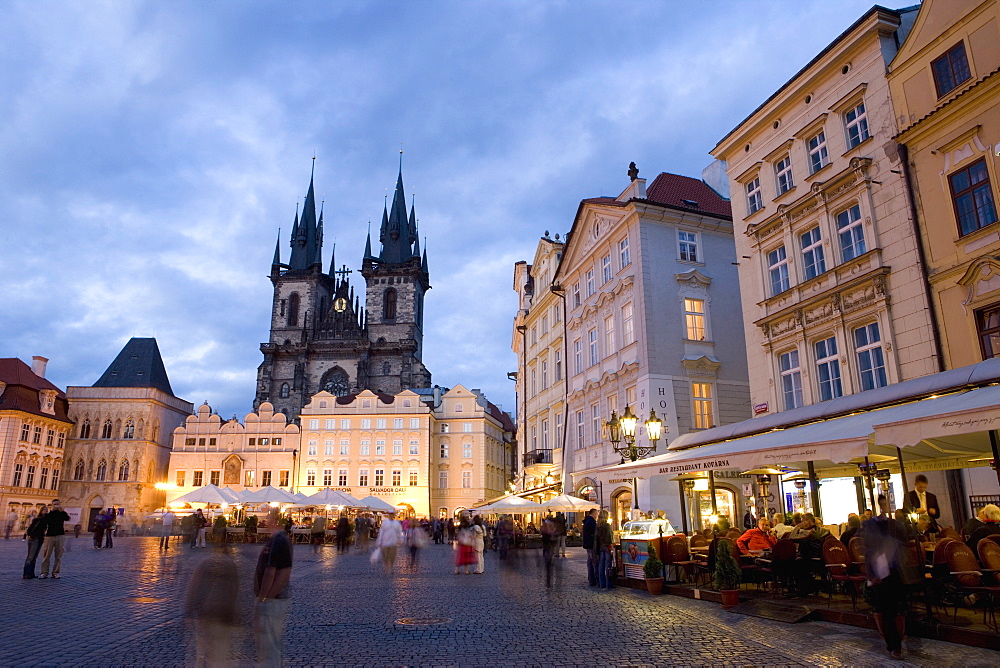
left=696, top=487, right=735, bottom=530
left=611, top=487, right=632, bottom=530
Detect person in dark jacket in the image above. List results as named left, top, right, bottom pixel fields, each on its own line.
left=966, top=504, right=1000, bottom=553
left=582, top=508, right=598, bottom=586
left=23, top=506, right=48, bottom=579
left=840, top=514, right=862, bottom=548
left=39, top=499, right=70, bottom=578
left=595, top=510, right=614, bottom=589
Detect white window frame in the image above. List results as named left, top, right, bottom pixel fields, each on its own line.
left=837, top=204, right=866, bottom=261
left=622, top=302, right=634, bottom=346
left=678, top=230, right=698, bottom=262
left=854, top=322, right=888, bottom=391
left=574, top=339, right=583, bottom=375
left=845, top=101, right=869, bottom=148
left=588, top=329, right=598, bottom=367
left=779, top=349, right=804, bottom=410
left=808, top=130, right=829, bottom=173
left=684, top=298, right=706, bottom=341
left=461, top=471, right=472, bottom=489
left=745, top=176, right=763, bottom=215
left=585, top=269, right=595, bottom=296
left=604, top=315, right=615, bottom=354
left=775, top=155, right=793, bottom=195
left=814, top=336, right=843, bottom=401
left=601, top=255, right=612, bottom=284
left=619, top=237, right=630, bottom=268
left=692, top=382, right=714, bottom=430
left=799, top=226, right=826, bottom=280
left=768, top=245, right=790, bottom=296
left=575, top=410, right=585, bottom=449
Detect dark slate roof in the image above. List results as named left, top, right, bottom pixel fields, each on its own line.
left=0, top=358, right=72, bottom=423
left=644, top=172, right=732, bottom=218
left=93, top=338, right=174, bottom=396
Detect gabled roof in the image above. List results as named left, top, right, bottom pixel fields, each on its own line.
left=0, top=358, right=72, bottom=422
left=93, top=338, right=174, bottom=396
left=644, top=172, right=732, bottom=218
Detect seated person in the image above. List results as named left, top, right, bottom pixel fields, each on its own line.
left=964, top=507, right=986, bottom=539
left=771, top=514, right=792, bottom=539
left=839, top=514, right=861, bottom=547
left=966, top=504, right=1000, bottom=553
left=737, top=517, right=777, bottom=554
left=525, top=522, right=538, bottom=534
left=789, top=513, right=826, bottom=595
left=787, top=513, right=818, bottom=540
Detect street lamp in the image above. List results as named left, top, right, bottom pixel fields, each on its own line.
left=604, top=405, right=665, bottom=515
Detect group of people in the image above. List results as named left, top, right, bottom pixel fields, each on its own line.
left=582, top=508, right=615, bottom=589
left=22, top=498, right=71, bottom=579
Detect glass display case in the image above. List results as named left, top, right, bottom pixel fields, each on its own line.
left=620, top=518, right=676, bottom=539
left=618, top=519, right=676, bottom=581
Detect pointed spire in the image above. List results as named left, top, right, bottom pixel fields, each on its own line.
left=422, top=238, right=429, bottom=274
left=412, top=234, right=421, bottom=259
left=272, top=229, right=282, bottom=268
left=328, top=241, right=337, bottom=276
left=314, top=205, right=324, bottom=266
left=364, top=222, right=374, bottom=260
left=288, top=162, right=323, bottom=270
left=408, top=194, right=417, bottom=245
left=378, top=163, right=413, bottom=264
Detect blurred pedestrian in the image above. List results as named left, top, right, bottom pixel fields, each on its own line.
left=863, top=494, right=909, bottom=659
left=191, top=509, right=208, bottom=548
left=104, top=508, right=116, bottom=548
left=185, top=542, right=239, bottom=667
left=496, top=515, right=514, bottom=559
left=376, top=510, right=404, bottom=571
left=407, top=519, right=428, bottom=566
left=354, top=514, right=370, bottom=550
left=336, top=516, right=351, bottom=554
left=39, top=499, right=70, bottom=579
left=255, top=520, right=293, bottom=668
left=93, top=509, right=107, bottom=550
left=472, top=515, right=486, bottom=574
left=160, top=509, right=175, bottom=550
left=454, top=515, right=476, bottom=575
left=22, top=506, right=48, bottom=578
left=541, top=515, right=558, bottom=568
left=554, top=513, right=568, bottom=557
left=5, top=508, right=17, bottom=540
left=310, top=515, right=326, bottom=553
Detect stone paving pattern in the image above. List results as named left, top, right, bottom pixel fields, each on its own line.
left=2, top=534, right=999, bottom=666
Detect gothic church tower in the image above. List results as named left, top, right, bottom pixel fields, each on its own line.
left=255, top=160, right=432, bottom=420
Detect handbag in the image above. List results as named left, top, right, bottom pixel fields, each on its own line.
left=369, top=547, right=382, bottom=564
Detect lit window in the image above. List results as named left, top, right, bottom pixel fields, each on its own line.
left=845, top=101, right=869, bottom=147
left=684, top=299, right=706, bottom=341
left=815, top=337, right=843, bottom=401
left=932, top=42, right=971, bottom=97
left=950, top=159, right=997, bottom=236
left=837, top=205, right=866, bottom=260
left=808, top=131, right=829, bottom=173
left=800, top=227, right=826, bottom=279
left=359, top=469, right=369, bottom=486
left=176, top=469, right=186, bottom=487
left=779, top=350, right=804, bottom=410
left=306, top=470, right=315, bottom=486
left=245, top=470, right=257, bottom=487
left=775, top=155, right=794, bottom=195
left=279, top=470, right=289, bottom=486
left=374, top=469, right=384, bottom=486
left=264, top=470, right=274, bottom=487
left=323, top=469, right=332, bottom=486
left=854, top=322, right=888, bottom=391
left=768, top=246, right=790, bottom=295
left=211, top=470, right=221, bottom=486
left=392, top=470, right=401, bottom=486
left=409, top=470, right=418, bottom=486
left=339, top=469, right=348, bottom=487
left=746, top=176, right=762, bottom=215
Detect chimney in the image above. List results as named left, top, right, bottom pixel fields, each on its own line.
left=433, top=385, right=441, bottom=407
left=31, top=356, right=48, bottom=379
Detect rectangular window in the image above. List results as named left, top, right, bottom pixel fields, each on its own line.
left=692, top=382, right=714, bottom=429
left=779, top=350, right=804, bottom=410
left=602, top=255, right=612, bottom=283
left=541, top=359, right=548, bottom=389
left=541, top=315, right=548, bottom=334
left=245, top=470, right=256, bottom=487
left=933, top=42, right=972, bottom=97
left=554, top=350, right=562, bottom=381
left=304, top=469, right=315, bottom=486
left=325, top=444, right=334, bottom=456
left=210, top=470, right=221, bottom=486
left=541, top=419, right=549, bottom=449
left=325, top=419, right=335, bottom=430
left=950, top=159, right=998, bottom=236
left=815, top=336, right=843, bottom=401
left=619, top=237, right=631, bottom=268
left=588, top=329, right=598, bottom=366
left=33, top=426, right=42, bottom=444
left=393, top=443, right=403, bottom=456
left=176, top=470, right=186, bottom=487
left=555, top=414, right=563, bottom=450
left=768, top=246, right=790, bottom=295
left=307, top=445, right=317, bottom=456
left=340, top=418, right=351, bottom=429
left=359, top=469, right=369, bottom=487
left=409, top=417, right=420, bottom=428
left=572, top=282, right=581, bottom=308
left=26, top=465, right=35, bottom=488
left=440, top=423, right=450, bottom=433
left=775, top=155, right=794, bottom=195
left=574, top=339, right=583, bottom=374
left=375, top=442, right=386, bottom=456
left=360, top=441, right=370, bottom=456
left=439, top=471, right=448, bottom=489
left=57, top=432, right=65, bottom=449
left=462, top=423, right=472, bottom=433
left=684, top=298, right=706, bottom=341
left=339, top=469, right=348, bottom=487
left=340, top=444, right=349, bottom=456
left=462, top=471, right=472, bottom=489
left=409, top=443, right=419, bottom=455
left=440, top=442, right=449, bottom=458
left=261, top=470, right=271, bottom=487
left=260, top=438, right=269, bottom=446
left=808, top=131, right=829, bottom=173
left=46, top=430, right=54, bottom=447
left=530, top=368, right=536, bottom=396
left=575, top=410, right=585, bottom=449
left=361, top=418, right=371, bottom=429
left=976, top=303, right=1000, bottom=359
left=40, top=467, right=48, bottom=490
left=309, top=419, right=319, bottom=430
left=322, top=469, right=332, bottom=486
left=745, top=176, right=762, bottom=215
left=374, top=469, right=384, bottom=486
left=622, top=302, right=634, bottom=346
left=376, top=418, right=386, bottom=429
left=591, top=403, right=601, bottom=447
left=585, top=269, right=595, bottom=296
left=604, top=315, right=616, bottom=354
left=392, top=470, right=401, bottom=486
left=279, top=470, right=289, bottom=487
left=51, top=468, right=59, bottom=490
left=800, top=227, right=826, bottom=279
left=678, top=230, right=698, bottom=262
left=20, top=423, right=29, bottom=441
left=248, top=438, right=256, bottom=446
left=193, top=470, right=204, bottom=487
left=837, top=204, right=866, bottom=260
left=409, top=470, right=418, bottom=486
left=854, top=322, right=888, bottom=391
left=12, top=463, right=22, bottom=487
left=845, top=101, right=869, bottom=147
left=553, top=303, right=561, bottom=324
left=393, top=418, right=404, bottom=429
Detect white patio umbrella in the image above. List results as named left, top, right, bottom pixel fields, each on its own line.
left=307, top=488, right=364, bottom=507
left=537, top=494, right=600, bottom=512
left=241, top=485, right=300, bottom=504
left=356, top=495, right=397, bottom=513
left=477, top=495, right=544, bottom=513
left=170, top=484, right=240, bottom=505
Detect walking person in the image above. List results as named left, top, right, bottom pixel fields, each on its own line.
left=38, top=499, right=70, bottom=579
left=185, top=541, right=239, bottom=667
left=863, top=494, right=910, bottom=659
left=93, top=509, right=107, bottom=550
left=407, top=519, right=428, bottom=566
left=454, top=515, right=476, bottom=575
left=160, top=509, right=176, bottom=550
left=376, top=510, right=404, bottom=571
left=310, top=515, right=326, bottom=553
left=583, top=508, right=598, bottom=586
left=22, top=506, right=48, bottom=579
left=104, top=509, right=116, bottom=548
left=336, top=516, right=351, bottom=554
left=472, top=515, right=486, bottom=574
left=254, top=520, right=293, bottom=668
left=5, top=508, right=17, bottom=540
left=354, top=514, right=370, bottom=550
left=496, top=515, right=514, bottom=559
left=595, top=509, right=614, bottom=589
left=555, top=513, right=568, bottom=557
left=191, top=509, right=208, bottom=548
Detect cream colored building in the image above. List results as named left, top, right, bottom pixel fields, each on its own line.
left=62, top=338, right=193, bottom=529
left=711, top=5, right=936, bottom=417
left=512, top=233, right=567, bottom=499
left=0, top=356, right=72, bottom=529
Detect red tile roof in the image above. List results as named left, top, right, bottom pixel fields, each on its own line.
left=0, top=358, right=72, bottom=423
left=645, top=172, right=732, bottom=218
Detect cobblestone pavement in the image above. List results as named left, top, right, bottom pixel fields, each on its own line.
left=2, top=534, right=999, bottom=667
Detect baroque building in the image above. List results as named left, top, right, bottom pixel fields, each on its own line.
left=62, top=338, right=192, bottom=530
left=255, top=162, right=432, bottom=421
left=0, top=356, right=71, bottom=530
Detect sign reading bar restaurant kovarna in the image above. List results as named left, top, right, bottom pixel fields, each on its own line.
left=656, top=447, right=824, bottom=475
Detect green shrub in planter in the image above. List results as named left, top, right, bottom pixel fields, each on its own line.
left=713, top=538, right=742, bottom=590
left=244, top=515, right=259, bottom=533
left=643, top=542, right=664, bottom=579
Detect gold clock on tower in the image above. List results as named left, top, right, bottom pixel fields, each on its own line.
left=333, top=297, right=348, bottom=312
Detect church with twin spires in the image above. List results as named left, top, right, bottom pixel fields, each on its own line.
left=254, top=160, right=433, bottom=421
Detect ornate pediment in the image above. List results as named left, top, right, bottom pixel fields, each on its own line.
left=958, top=255, right=1000, bottom=306
left=681, top=355, right=721, bottom=378
left=675, top=268, right=712, bottom=287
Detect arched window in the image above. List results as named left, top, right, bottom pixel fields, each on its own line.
left=382, top=362, right=391, bottom=375
left=280, top=383, right=290, bottom=398
left=79, top=420, right=91, bottom=439
left=118, top=460, right=130, bottom=481
left=287, top=292, right=300, bottom=327
left=101, top=420, right=113, bottom=439
left=74, top=459, right=85, bottom=481
left=123, top=420, right=135, bottom=439
left=96, top=459, right=107, bottom=482
left=383, top=288, right=397, bottom=320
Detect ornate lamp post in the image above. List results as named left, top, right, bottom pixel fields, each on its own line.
left=604, top=405, right=664, bottom=513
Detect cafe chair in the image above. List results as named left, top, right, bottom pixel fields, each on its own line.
left=690, top=533, right=710, bottom=549
left=756, top=538, right=796, bottom=598
left=822, top=539, right=866, bottom=611
left=666, top=535, right=700, bottom=584
left=938, top=527, right=961, bottom=541
left=944, top=541, right=1000, bottom=631
left=977, top=538, right=1000, bottom=584
left=847, top=535, right=866, bottom=576
left=725, top=529, right=743, bottom=541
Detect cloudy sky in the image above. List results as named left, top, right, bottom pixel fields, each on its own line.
left=1, top=0, right=886, bottom=419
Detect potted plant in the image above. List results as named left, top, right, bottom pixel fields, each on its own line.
left=643, top=542, right=665, bottom=595
left=244, top=514, right=259, bottom=534
left=713, top=538, right=742, bottom=608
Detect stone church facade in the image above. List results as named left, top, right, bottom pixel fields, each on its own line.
left=255, top=162, right=432, bottom=421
